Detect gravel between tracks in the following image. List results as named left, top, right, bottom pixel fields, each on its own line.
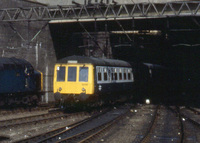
left=0, top=109, right=90, bottom=143
left=92, top=104, right=156, bottom=143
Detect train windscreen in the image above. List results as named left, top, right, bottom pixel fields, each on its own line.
left=57, top=67, right=65, bottom=81
left=68, top=67, right=77, bottom=81
left=79, top=67, right=88, bottom=82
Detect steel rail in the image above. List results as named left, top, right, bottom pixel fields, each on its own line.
left=167, top=106, right=193, bottom=143
left=57, top=108, right=130, bottom=143
left=0, top=112, right=67, bottom=129
left=179, top=107, right=200, bottom=128
left=176, top=107, right=184, bottom=143
left=0, top=106, right=52, bottom=116
left=1, top=2, right=200, bottom=22
left=16, top=108, right=110, bottom=143
left=186, top=107, right=200, bottom=115
left=139, top=105, right=159, bottom=143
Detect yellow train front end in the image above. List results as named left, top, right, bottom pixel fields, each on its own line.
left=53, top=62, right=95, bottom=106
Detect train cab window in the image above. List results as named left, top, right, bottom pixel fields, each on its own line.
left=57, top=67, right=66, bottom=82
left=79, top=67, right=88, bottom=82
left=68, top=67, right=77, bottom=82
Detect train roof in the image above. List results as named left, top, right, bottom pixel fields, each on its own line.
left=143, top=63, right=167, bottom=69
left=57, top=56, right=131, bottom=67
left=0, top=57, right=32, bottom=70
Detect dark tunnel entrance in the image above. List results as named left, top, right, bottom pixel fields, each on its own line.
left=49, top=16, right=200, bottom=107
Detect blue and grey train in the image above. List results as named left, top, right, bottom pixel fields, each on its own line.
left=53, top=56, right=134, bottom=107
left=0, top=57, right=43, bottom=106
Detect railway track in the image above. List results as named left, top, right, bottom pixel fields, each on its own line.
left=178, top=106, right=200, bottom=142
left=186, top=107, right=200, bottom=115
left=134, top=105, right=182, bottom=143
left=1, top=104, right=199, bottom=143
left=16, top=105, right=131, bottom=143
left=167, top=106, right=200, bottom=143
left=0, top=104, right=53, bottom=116
left=139, top=105, right=160, bottom=143
left=0, top=111, right=66, bottom=129
left=0, top=109, right=91, bottom=143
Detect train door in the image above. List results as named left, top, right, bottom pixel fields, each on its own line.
left=53, top=65, right=67, bottom=94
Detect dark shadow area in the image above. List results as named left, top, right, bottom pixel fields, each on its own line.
left=0, top=136, right=10, bottom=142
left=49, top=17, right=200, bottom=108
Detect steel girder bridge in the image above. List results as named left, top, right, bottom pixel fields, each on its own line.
left=1, top=1, right=200, bottom=22
left=2, top=1, right=200, bottom=58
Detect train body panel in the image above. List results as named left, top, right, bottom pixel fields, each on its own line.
left=0, top=57, right=43, bottom=106
left=54, top=63, right=95, bottom=95
left=53, top=56, right=134, bottom=106
left=0, top=69, right=25, bottom=94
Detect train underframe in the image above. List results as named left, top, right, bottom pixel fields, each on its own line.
left=54, top=90, right=133, bottom=110
left=0, top=92, right=42, bottom=107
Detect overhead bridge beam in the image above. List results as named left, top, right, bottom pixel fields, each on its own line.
left=1, top=1, right=200, bottom=22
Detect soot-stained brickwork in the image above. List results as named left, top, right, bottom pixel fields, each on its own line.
left=0, top=0, right=56, bottom=102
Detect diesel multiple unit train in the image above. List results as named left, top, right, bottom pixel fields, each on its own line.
left=53, top=56, right=134, bottom=107
left=1, top=55, right=185, bottom=108
left=0, top=57, right=43, bottom=106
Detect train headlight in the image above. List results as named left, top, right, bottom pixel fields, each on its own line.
left=98, top=85, right=102, bottom=91
left=82, top=88, right=86, bottom=92
left=145, top=99, right=150, bottom=104
left=59, top=87, right=62, bottom=91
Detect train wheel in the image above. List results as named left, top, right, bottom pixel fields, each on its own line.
left=14, top=98, right=21, bottom=105
left=7, top=98, right=15, bottom=106
left=0, top=100, right=5, bottom=106
left=30, top=95, right=39, bottom=106
left=22, top=96, right=30, bottom=105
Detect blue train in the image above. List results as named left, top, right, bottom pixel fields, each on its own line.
left=0, top=57, right=43, bottom=106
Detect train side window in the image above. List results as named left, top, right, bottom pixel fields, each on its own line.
left=128, top=69, right=133, bottom=80
left=104, top=72, right=107, bottom=81
left=57, top=67, right=66, bottom=82
left=119, top=73, right=122, bottom=80
left=119, top=68, right=122, bottom=80
left=124, top=69, right=127, bottom=80
left=114, top=68, right=118, bottom=80
left=107, top=68, right=111, bottom=81
left=104, top=68, right=108, bottom=81
left=97, top=67, right=102, bottom=81
left=128, top=73, right=131, bottom=80
left=98, top=72, right=102, bottom=81
left=68, top=67, right=77, bottom=82
left=111, top=68, right=114, bottom=81
left=111, top=73, right=114, bottom=80
left=79, top=67, right=88, bottom=82
left=114, top=72, right=118, bottom=80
